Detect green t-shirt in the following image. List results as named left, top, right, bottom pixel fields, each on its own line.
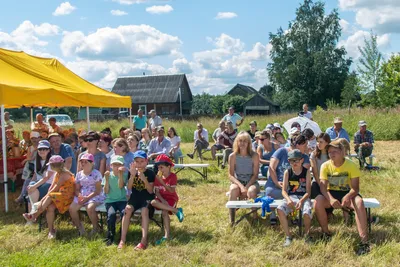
left=102, top=172, right=128, bottom=203
left=133, top=115, right=147, bottom=130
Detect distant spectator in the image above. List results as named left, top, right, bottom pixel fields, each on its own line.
left=31, top=113, right=49, bottom=134
left=48, top=117, right=63, bottom=134
left=353, top=120, right=374, bottom=168
left=252, top=131, right=262, bottom=152
left=167, top=127, right=183, bottom=164
left=111, top=138, right=135, bottom=175
left=49, top=133, right=77, bottom=175
left=302, top=104, right=313, bottom=120
left=187, top=123, right=209, bottom=161
left=247, top=121, right=258, bottom=140
left=325, top=117, right=350, bottom=142
left=222, top=106, right=243, bottom=130
left=139, top=128, right=151, bottom=153
left=148, top=126, right=171, bottom=161
left=100, top=127, right=112, bottom=136
left=4, top=112, right=14, bottom=128
left=211, top=121, right=226, bottom=160
left=119, top=127, right=127, bottom=138
left=218, top=121, right=237, bottom=168
left=274, top=132, right=286, bottom=148
left=19, top=131, right=32, bottom=157
left=148, top=109, right=162, bottom=133
left=133, top=109, right=147, bottom=131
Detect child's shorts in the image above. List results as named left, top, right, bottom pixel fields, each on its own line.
left=127, top=197, right=153, bottom=212
left=154, top=197, right=177, bottom=209
left=277, top=195, right=312, bottom=219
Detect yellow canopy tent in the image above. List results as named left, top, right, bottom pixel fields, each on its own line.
left=0, top=48, right=132, bottom=212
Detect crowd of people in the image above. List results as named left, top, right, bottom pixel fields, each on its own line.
left=2, top=105, right=375, bottom=254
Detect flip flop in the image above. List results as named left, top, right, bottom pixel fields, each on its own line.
left=155, top=237, right=168, bottom=245
left=22, top=213, right=35, bottom=222
left=117, top=241, right=125, bottom=249
left=134, top=242, right=147, bottom=251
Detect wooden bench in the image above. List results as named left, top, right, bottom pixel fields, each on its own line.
left=226, top=198, right=380, bottom=234
left=349, top=153, right=376, bottom=166
left=147, top=163, right=210, bottom=180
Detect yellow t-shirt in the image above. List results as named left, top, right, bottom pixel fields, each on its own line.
left=320, top=159, right=361, bottom=191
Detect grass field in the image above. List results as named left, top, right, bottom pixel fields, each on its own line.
left=0, top=141, right=399, bottom=266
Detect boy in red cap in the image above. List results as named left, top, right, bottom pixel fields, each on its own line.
left=151, top=154, right=184, bottom=245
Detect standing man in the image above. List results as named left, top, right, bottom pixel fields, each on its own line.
left=148, top=109, right=162, bottom=133
left=133, top=109, right=147, bottom=132
left=31, top=113, right=49, bottom=134
left=325, top=117, right=350, bottom=142
left=4, top=112, right=14, bottom=129
left=48, top=133, right=77, bottom=174
left=147, top=126, right=171, bottom=161
left=222, top=107, right=243, bottom=131
left=48, top=117, right=63, bottom=134
left=187, top=123, right=209, bottom=161
left=354, top=120, right=374, bottom=168
left=302, top=104, right=313, bottom=120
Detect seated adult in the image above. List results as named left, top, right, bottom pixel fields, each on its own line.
left=187, top=123, right=209, bottom=161
left=77, top=131, right=106, bottom=176
left=257, top=131, right=279, bottom=177
left=49, top=133, right=77, bottom=174
left=31, top=113, right=49, bottom=135
left=353, top=120, right=374, bottom=168
left=139, top=128, right=151, bottom=153
left=274, top=132, right=286, bottom=148
left=99, top=134, right=113, bottom=170
left=167, top=127, right=183, bottom=163
left=309, top=133, right=331, bottom=199
left=5, top=129, right=21, bottom=158
left=314, top=139, right=369, bottom=255
left=228, top=131, right=260, bottom=225
left=48, top=117, right=63, bottom=134
left=19, top=131, right=32, bottom=157
left=211, top=121, right=226, bottom=160
left=266, top=134, right=311, bottom=225
left=148, top=126, right=171, bottom=161
left=302, top=128, right=316, bottom=154
left=217, top=121, right=237, bottom=168
left=246, top=121, right=258, bottom=140
left=325, top=117, right=350, bottom=142
left=110, top=138, right=135, bottom=174
left=127, top=134, right=140, bottom=154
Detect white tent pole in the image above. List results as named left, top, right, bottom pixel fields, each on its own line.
left=86, top=107, right=90, bottom=131
left=30, top=108, right=33, bottom=125
left=1, top=105, right=9, bottom=212
left=129, top=108, right=133, bottom=130
left=179, top=87, right=182, bottom=117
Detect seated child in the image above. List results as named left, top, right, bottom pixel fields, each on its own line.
left=277, top=149, right=312, bottom=247
left=102, top=155, right=128, bottom=246
left=118, top=150, right=155, bottom=250
left=151, top=154, right=184, bottom=245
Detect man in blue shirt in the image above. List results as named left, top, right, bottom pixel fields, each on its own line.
left=325, top=117, right=350, bottom=142
left=49, top=133, right=77, bottom=174
left=147, top=126, right=171, bottom=161
left=133, top=109, right=147, bottom=131
left=222, top=107, right=243, bottom=130
left=354, top=120, right=374, bottom=167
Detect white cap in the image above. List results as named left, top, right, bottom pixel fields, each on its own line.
left=30, top=131, right=40, bottom=138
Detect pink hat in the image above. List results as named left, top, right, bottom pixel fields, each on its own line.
left=80, top=153, right=94, bottom=162
left=47, top=155, right=64, bottom=165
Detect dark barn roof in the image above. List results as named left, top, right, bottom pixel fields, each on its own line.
left=227, top=83, right=259, bottom=95
left=111, top=74, right=192, bottom=104
left=243, top=93, right=280, bottom=107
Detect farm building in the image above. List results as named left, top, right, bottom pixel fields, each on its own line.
left=227, top=83, right=280, bottom=115
left=111, top=74, right=193, bottom=116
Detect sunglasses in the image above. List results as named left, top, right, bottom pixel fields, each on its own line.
left=84, top=138, right=96, bottom=142
left=38, top=148, right=49, bottom=151
left=289, top=159, right=301, bottom=163
left=80, top=160, right=93, bottom=164
left=259, top=138, right=267, bottom=141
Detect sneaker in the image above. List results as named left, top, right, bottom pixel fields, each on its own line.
left=176, top=208, right=184, bottom=222
left=186, top=153, right=193, bottom=159
left=283, top=236, right=292, bottom=247
left=48, top=231, right=56, bottom=239
left=305, top=235, right=313, bottom=244
left=356, top=243, right=370, bottom=256
left=155, top=237, right=168, bottom=245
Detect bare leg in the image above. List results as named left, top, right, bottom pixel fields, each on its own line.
left=352, top=196, right=368, bottom=243
left=162, top=210, right=171, bottom=238
left=46, top=203, right=57, bottom=233
left=29, top=196, right=53, bottom=219
left=150, top=200, right=178, bottom=214
left=87, top=202, right=100, bottom=231
left=211, top=146, right=217, bottom=160
left=314, top=195, right=332, bottom=233
left=303, top=214, right=311, bottom=235
left=229, top=184, right=240, bottom=224
left=29, top=190, right=40, bottom=209
left=277, top=209, right=291, bottom=237
left=247, top=185, right=259, bottom=219
left=120, top=205, right=133, bottom=243
left=140, top=207, right=149, bottom=245
left=69, top=202, right=85, bottom=233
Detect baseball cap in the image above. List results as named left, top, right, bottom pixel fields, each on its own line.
left=37, top=140, right=50, bottom=149
left=80, top=153, right=94, bottom=162
left=334, top=117, right=343, bottom=124
left=358, top=120, right=367, bottom=127
left=266, top=124, right=274, bottom=130
left=155, top=154, right=174, bottom=167
left=30, top=131, right=40, bottom=138
left=273, top=122, right=281, bottom=129
left=288, top=149, right=303, bottom=160
left=148, top=109, right=156, bottom=114
left=48, top=133, right=60, bottom=139
left=249, top=120, right=257, bottom=126
left=289, top=127, right=300, bottom=135
left=110, top=155, right=124, bottom=165
left=47, top=155, right=64, bottom=165
left=133, top=150, right=147, bottom=160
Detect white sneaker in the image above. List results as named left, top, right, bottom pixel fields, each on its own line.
left=283, top=236, right=292, bottom=247
left=48, top=231, right=56, bottom=239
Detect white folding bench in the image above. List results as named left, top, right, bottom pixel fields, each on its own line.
left=226, top=198, right=380, bottom=234
left=147, top=163, right=210, bottom=180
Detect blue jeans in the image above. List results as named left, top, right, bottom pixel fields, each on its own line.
left=265, top=185, right=283, bottom=220
left=172, top=148, right=183, bottom=163
left=105, top=201, right=127, bottom=239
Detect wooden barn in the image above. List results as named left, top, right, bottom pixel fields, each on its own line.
left=111, top=74, right=193, bottom=116
left=227, top=83, right=280, bottom=115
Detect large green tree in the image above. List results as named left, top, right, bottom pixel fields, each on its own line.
left=357, top=32, right=383, bottom=93
left=377, top=54, right=400, bottom=107
left=341, top=71, right=362, bottom=107
left=267, top=0, right=351, bottom=110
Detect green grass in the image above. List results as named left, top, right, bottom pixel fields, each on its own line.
left=9, top=106, right=400, bottom=142
left=1, top=141, right=400, bottom=266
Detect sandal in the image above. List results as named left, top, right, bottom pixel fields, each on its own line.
left=134, top=242, right=147, bottom=251
left=117, top=241, right=125, bottom=249
left=22, top=213, right=35, bottom=222
left=155, top=237, right=168, bottom=245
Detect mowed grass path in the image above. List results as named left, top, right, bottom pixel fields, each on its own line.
left=0, top=142, right=400, bottom=266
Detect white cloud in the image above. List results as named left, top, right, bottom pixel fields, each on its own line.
left=60, top=24, right=182, bottom=60
left=146, top=5, right=173, bottom=14
left=112, top=0, right=151, bottom=5
left=339, top=19, right=350, bottom=33
left=111, top=10, right=128, bottom=16
left=53, top=2, right=76, bottom=16
left=338, top=30, right=391, bottom=59
left=170, top=58, right=193, bottom=74
left=215, top=12, right=238, bottom=20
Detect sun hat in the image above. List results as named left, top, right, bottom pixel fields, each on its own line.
left=149, top=109, right=156, bottom=114
left=155, top=154, right=174, bottom=167
left=47, top=155, right=64, bottom=165
left=249, top=120, right=257, bottom=126
left=37, top=140, right=50, bottom=149
left=273, top=122, right=281, bottom=129
left=110, top=155, right=124, bottom=165
left=334, top=117, right=343, bottom=124
left=30, top=131, right=40, bottom=138
left=133, top=150, right=147, bottom=160
left=358, top=120, right=367, bottom=127
left=80, top=153, right=94, bottom=162
left=288, top=149, right=303, bottom=160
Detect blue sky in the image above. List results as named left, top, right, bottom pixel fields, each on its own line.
left=0, top=0, right=399, bottom=94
